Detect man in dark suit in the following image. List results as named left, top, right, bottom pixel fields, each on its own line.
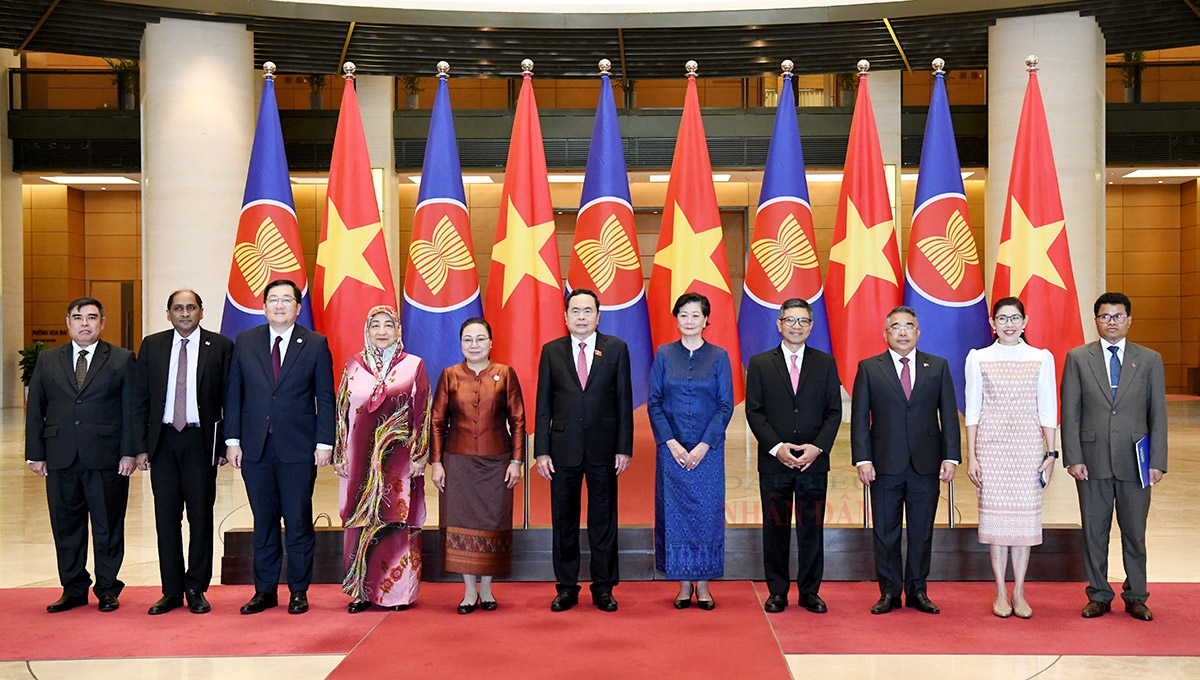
left=132, top=290, right=233, bottom=615
left=851, top=305, right=960, bottom=615
left=224, top=279, right=335, bottom=615
left=534, top=288, right=633, bottom=612
left=746, top=298, right=842, bottom=614
left=1062, top=292, right=1167, bottom=622
left=25, top=297, right=136, bottom=613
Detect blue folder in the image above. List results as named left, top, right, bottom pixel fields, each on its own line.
left=1135, top=434, right=1151, bottom=488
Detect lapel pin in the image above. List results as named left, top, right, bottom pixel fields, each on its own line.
left=923, top=363, right=929, bottom=368
left=594, top=350, right=602, bottom=357
left=1132, top=363, right=1137, bottom=368
left=494, top=375, right=500, bottom=382
left=204, top=340, right=211, bottom=346
left=296, top=338, right=303, bottom=344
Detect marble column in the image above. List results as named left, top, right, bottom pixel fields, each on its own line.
left=141, top=17, right=254, bottom=334
left=866, top=68, right=903, bottom=243
left=352, top=73, right=400, bottom=292
left=988, top=12, right=1105, bottom=338
left=0, top=51, right=24, bottom=407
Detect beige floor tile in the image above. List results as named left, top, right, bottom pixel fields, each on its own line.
left=26, top=656, right=343, bottom=680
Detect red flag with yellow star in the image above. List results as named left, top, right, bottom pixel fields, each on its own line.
left=647, top=66, right=744, bottom=403
left=312, top=72, right=398, bottom=374
left=824, top=69, right=903, bottom=393
left=482, top=65, right=563, bottom=422
left=993, top=63, right=1083, bottom=386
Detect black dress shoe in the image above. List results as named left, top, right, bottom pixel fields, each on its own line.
left=550, top=591, right=578, bottom=612
left=593, top=593, right=618, bottom=612
left=98, top=594, right=120, bottom=612
left=186, top=590, right=211, bottom=614
left=871, top=594, right=900, bottom=615
left=288, top=591, right=309, bottom=615
left=240, top=592, right=278, bottom=615
left=480, top=598, right=498, bottom=611
left=696, top=596, right=715, bottom=611
left=391, top=604, right=409, bottom=611
left=148, top=593, right=184, bottom=615
left=1081, top=599, right=1111, bottom=618
left=763, top=594, right=788, bottom=613
left=458, top=597, right=478, bottom=615
left=799, top=593, right=828, bottom=614
left=1125, top=600, right=1153, bottom=621
left=907, top=592, right=940, bottom=614
left=347, top=599, right=372, bottom=614
left=674, top=594, right=692, bottom=609
left=46, top=594, right=88, bottom=613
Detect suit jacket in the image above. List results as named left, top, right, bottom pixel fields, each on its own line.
left=850, top=350, right=962, bottom=476
left=534, top=332, right=634, bottom=468
left=223, top=324, right=335, bottom=464
left=745, top=345, right=842, bottom=475
left=1061, top=340, right=1168, bottom=480
left=25, top=340, right=136, bottom=471
left=132, top=327, right=234, bottom=464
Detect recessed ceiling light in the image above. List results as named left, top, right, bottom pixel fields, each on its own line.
left=406, top=175, right=494, bottom=185
left=1123, top=169, right=1200, bottom=179
left=41, top=176, right=136, bottom=185
left=547, top=174, right=584, bottom=183
left=290, top=177, right=327, bottom=184
left=649, top=173, right=731, bottom=183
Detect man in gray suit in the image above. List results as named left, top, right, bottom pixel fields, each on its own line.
left=1062, top=291, right=1167, bottom=621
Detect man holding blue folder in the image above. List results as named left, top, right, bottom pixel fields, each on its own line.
left=1062, top=292, right=1167, bottom=621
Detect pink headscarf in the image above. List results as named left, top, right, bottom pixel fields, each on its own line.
left=361, top=305, right=404, bottom=413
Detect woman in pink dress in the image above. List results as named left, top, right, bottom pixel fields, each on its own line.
left=964, top=297, right=1058, bottom=619
left=333, top=306, right=431, bottom=613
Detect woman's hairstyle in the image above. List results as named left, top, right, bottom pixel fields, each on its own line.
left=459, top=317, right=492, bottom=339
left=673, top=292, right=711, bottom=317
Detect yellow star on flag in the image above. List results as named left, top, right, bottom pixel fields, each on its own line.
left=316, top=199, right=386, bottom=307
left=996, top=197, right=1066, bottom=293
left=828, top=198, right=898, bottom=305
left=654, top=201, right=730, bottom=306
left=490, top=198, right=559, bottom=306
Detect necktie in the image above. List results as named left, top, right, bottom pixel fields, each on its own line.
left=272, top=335, right=283, bottom=383
left=789, top=353, right=800, bottom=394
left=173, top=338, right=189, bottom=432
left=1109, top=345, right=1121, bottom=398
left=74, top=347, right=87, bottom=390
left=577, top=342, right=589, bottom=389
left=900, top=356, right=912, bottom=400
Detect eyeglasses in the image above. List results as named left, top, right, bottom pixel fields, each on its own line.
left=780, top=316, right=812, bottom=327
left=993, top=314, right=1024, bottom=325
left=266, top=296, right=297, bottom=306
left=1096, top=313, right=1129, bottom=324
left=888, top=323, right=917, bottom=332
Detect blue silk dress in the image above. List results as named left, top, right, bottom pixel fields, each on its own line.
left=648, top=341, right=735, bottom=580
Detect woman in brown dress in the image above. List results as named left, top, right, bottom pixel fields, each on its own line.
left=430, top=317, right=525, bottom=614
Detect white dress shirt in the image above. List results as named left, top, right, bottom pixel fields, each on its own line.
left=161, top=330, right=201, bottom=425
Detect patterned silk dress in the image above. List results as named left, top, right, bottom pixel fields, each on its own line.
left=965, top=341, right=1057, bottom=546
left=648, top=341, right=735, bottom=580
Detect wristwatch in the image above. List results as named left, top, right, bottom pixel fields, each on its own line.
left=1044, top=450, right=1059, bottom=459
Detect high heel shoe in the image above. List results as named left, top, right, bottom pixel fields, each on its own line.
left=696, top=595, right=715, bottom=611
left=1013, top=596, right=1032, bottom=619
left=992, top=597, right=1013, bottom=618
left=674, top=583, right=693, bottom=609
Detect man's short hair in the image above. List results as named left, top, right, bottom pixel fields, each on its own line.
left=886, top=305, right=918, bottom=322
left=263, top=279, right=302, bottom=304
left=1094, top=292, right=1132, bottom=316
left=67, top=297, right=104, bottom=317
left=167, top=289, right=203, bottom=310
left=779, top=298, right=812, bottom=318
left=565, top=288, right=600, bottom=310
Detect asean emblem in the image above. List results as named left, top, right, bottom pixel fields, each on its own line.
left=569, top=200, right=642, bottom=306
left=746, top=199, right=821, bottom=303
left=908, top=196, right=985, bottom=302
left=405, top=201, right=478, bottom=307
left=227, top=201, right=305, bottom=310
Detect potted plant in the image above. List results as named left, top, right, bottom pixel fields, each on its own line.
left=1120, top=51, right=1144, bottom=103
left=104, top=58, right=138, bottom=110
left=18, top=340, right=47, bottom=403
left=836, top=72, right=859, bottom=106
left=307, top=74, right=327, bottom=110
left=400, top=76, right=422, bottom=109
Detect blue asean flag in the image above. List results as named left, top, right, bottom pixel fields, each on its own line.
left=566, top=67, right=652, bottom=408
left=221, top=68, right=313, bottom=339
left=739, top=69, right=831, bottom=366
left=401, top=70, right=483, bottom=384
left=902, top=65, right=992, bottom=412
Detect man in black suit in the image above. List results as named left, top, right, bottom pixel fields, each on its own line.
left=851, top=305, right=960, bottom=615
left=224, top=279, right=335, bottom=615
left=534, top=288, right=634, bottom=612
left=746, top=298, right=842, bottom=614
left=132, top=290, right=233, bottom=615
left=25, top=297, right=136, bottom=613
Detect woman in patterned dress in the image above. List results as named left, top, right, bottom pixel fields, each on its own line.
left=964, top=297, right=1058, bottom=619
left=648, top=293, right=734, bottom=610
left=333, top=306, right=431, bottom=613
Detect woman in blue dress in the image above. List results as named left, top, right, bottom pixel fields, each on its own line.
left=648, top=292, right=735, bottom=610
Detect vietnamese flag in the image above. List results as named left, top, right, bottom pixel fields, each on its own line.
left=646, top=62, right=744, bottom=403
left=993, top=59, right=1084, bottom=386
left=824, top=64, right=903, bottom=394
left=483, top=62, right=563, bottom=423
left=312, top=66, right=398, bottom=374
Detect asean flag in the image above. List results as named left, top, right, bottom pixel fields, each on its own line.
left=646, top=63, right=744, bottom=403
left=313, top=67, right=398, bottom=374
left=739, top=64, right=832, bottom=365
left=483, top=62, right=563, bottom=423
left=993, top=59, right=1084, bottom=386
left=824, top=64, right=903, bottom=394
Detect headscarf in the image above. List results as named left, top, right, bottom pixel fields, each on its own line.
left=361, top=305, right=404, bottom=413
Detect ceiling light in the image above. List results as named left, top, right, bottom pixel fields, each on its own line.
left=41, top=175, right=136, bottom=185
left=1123, top=169, right=1200, bottom=179
left=407, top=175, right=494, bottom=185
left=649, top=173, right=731, bottom=183
left=547, top=174, right=585, bottom=183
left=290, top=177, right=327, bottom=184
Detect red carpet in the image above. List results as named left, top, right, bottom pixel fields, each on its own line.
left=0, top=585, right=383, bottom=661
left=329, top=581, right=791, bottom=680
left=760, top=581, right=1200, bottom=656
